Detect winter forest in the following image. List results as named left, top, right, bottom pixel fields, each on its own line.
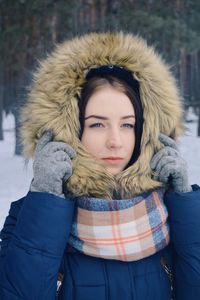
left=1, top=0, right=200, bottom=154
left=0, top=1, right=200, bottom=228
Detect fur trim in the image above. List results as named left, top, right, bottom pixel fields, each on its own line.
left=21, top=32, right=184, bottom=199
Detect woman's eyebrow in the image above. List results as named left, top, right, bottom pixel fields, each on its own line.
left=121, top=115, right=135, bottom=119
left=84, top=115, right=135, bottom=120
left=84, top=115, right=108, bottom=120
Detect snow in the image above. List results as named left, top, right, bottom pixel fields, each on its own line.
left=0, top=114, right=33, bottom=230
left=0, top=111, right=200, bottom=230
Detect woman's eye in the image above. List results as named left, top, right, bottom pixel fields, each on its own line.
left=89, top=123, right=104, bottom=128
left=122, top=123, right=135, bottom=128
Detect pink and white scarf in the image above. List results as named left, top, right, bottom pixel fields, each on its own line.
left=68, top=189, right=169, bottom=261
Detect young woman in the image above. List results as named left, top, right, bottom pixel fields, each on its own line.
left=0, top=32, right=200, bottom=300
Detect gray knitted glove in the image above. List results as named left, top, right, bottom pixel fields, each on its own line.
left=30, top=131, right=76, bottom=197
left=150, top=133, right=191, bottom=193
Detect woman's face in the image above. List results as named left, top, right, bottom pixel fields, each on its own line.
left=81, top=86, right=136, bottom=175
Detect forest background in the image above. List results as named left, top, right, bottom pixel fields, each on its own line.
left=1, top=0, right=200, bottom=155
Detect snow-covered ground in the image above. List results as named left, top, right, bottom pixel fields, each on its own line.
left=0, top=111, right=200, bottom=230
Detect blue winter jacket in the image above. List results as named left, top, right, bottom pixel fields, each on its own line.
left=0, top=186, right=200, bottom=300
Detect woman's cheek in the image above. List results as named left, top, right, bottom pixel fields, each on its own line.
left=82, top=133, right=100, bottom=155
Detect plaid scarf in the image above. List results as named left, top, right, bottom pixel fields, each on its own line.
left=68, top=189, right=169, bottom=261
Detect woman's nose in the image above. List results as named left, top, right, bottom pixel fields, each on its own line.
left=106, top=129, right=122, bottom=149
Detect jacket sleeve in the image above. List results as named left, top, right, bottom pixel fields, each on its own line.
left=0, top=192, right=75, bottom=300
left=165, top=185, right=200, bottom=300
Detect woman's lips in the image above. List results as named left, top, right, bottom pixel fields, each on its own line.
left=102, top=157, right=123, bottom=164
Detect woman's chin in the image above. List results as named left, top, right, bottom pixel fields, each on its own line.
left=104, top=166, right=123, bottom=176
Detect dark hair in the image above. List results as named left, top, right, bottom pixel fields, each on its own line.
left=79, top=75, right=143, bottom=167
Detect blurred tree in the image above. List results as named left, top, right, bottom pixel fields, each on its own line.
left=0, top=56, right=3, bottom=141
left=1, top=0, right=200, bottom=150
left=0, top=83, right=3, bottom=141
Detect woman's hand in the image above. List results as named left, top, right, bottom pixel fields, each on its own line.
left=150, top=133, right=191, bottom=193
left=30, top=131, right=76, bottom=197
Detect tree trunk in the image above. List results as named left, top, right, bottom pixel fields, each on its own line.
left=12, top=84, right=23, bottom=156
left=0, top=66, right=3, bottom=140
left=179, top=48, right=187, bottom=99
left=14, top=106, right=22, bottom=155
left=0, top=97, right=3, bottom=141
left=13, top=81, right=26, bottom=156
left=198, top=107, right=200, bottom=137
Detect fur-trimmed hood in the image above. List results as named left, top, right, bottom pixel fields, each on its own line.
left=21, top=32, right=184, bottom=199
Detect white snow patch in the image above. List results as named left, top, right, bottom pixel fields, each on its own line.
left=0, top=113, right=33, bottom=230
